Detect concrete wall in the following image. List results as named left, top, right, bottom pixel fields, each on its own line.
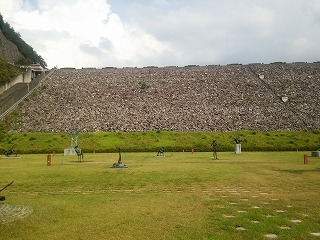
left=0, top=69, right=32, bottom=95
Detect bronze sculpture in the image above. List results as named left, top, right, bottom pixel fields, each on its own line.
left=211, top=140, right=218, bottom=160
left=74, top=145, right=84, bottom=162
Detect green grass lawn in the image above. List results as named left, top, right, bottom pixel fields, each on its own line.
left=1, top=130, right=320, bottom=154
left=1, top=152, right=320, bottom=239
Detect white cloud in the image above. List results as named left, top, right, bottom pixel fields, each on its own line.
left=0, top=0, right=170, bottom=68
left=0, top=0, right=320, bottom=68
left=127, top=0, right=320, bottom=64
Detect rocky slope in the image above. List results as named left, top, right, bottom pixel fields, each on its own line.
left=0, top=29, right=22, bottom=63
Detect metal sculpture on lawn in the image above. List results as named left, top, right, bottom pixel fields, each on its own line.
left=3, top=145, right=17, bottom=157
left=74, top=145, right=84, bottom=162
left=70, top=130, right=81, bottom=148
left=0, top=181, right=14, bottom=201
left=111, top=148, right=128, bottom=168
left=157, top=147, right=165, bottom=157
left=211, top=140, right=218, bottom=160
left=233, top=136, right=242, bottom=144
left=233, top=133, right=242, bottom=154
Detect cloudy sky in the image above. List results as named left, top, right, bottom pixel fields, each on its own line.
left=1, top=0, right=320, bottom=68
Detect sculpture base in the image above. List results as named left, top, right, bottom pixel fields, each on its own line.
left=111, top=163, right=128, bottom=168
left=234, top=144, right=241, bottom=154
left=211, top=157, right=218, bottom=160
left=311, top=151, right=320, bottom=157
left=64, top=148, right=76, bottom=156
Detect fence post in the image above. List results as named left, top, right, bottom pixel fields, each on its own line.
left=47, top=154, right=52, bottom=166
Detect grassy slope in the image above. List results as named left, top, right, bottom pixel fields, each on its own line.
left=0, top=152, right=319, bottom=239
left=1, top=130, right=320, bottom=154
left=0, top=58, right=20, bottom=86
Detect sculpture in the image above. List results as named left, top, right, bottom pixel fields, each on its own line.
left=3, top=145, right=17, bottom=157
left=74, top=145, right=84, bottom=162
left=157, top=147, right=165, bottom=157
left=233, top=134, right=242, bottom=154
left=117, top=147, right=122, bottom=165
left=233, top=137, right=242, bottom=144
left=69, top=130, right=80, bottom=148
left=111, top=148, right=128, bottom=168
left=0, top=181, right=14, bottom=201
left=64, top=130, right=81, bottom=156
left=211, top=140, right=218, bottom=160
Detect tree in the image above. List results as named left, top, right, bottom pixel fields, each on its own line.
left=0, top=58, right=20, bottom=85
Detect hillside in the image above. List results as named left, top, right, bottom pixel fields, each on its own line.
left=0, top=23, right=22, bottom=85
left=0, top=28, right=22, bottom=63
left=0, top=13, right=47, bottom=68
left=5, top=63, right=320, bottom=133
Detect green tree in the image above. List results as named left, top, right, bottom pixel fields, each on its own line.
left=0, top=121, right=7, bottom=143
left=0, top=58, right=20, bottom=85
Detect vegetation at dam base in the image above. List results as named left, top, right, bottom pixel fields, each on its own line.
left=0, top=126, right=320, bottom=154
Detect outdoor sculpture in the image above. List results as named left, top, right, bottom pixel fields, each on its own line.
left=64, top=130, right=81, bottom=156
left=111, top=148, right=128, bottom=168
left=70, top=130, right=80, bottom=147
left=74, top=145, right=84, bottom=162
left=3, top=145, right=17, bottom=157
left=233, top=134, right=242, bottom=154
left=157, top=147, right=165, bottom=157
left=233, top=137, right=242, bottom=144
left=311, top=147, right=320, bottom=157
left=0, top=181, right=14, bottom=201
left=211, top=140, right=218, bottom=160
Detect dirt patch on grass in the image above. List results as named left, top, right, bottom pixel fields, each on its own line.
left=0, top=203, right=33, bottom=224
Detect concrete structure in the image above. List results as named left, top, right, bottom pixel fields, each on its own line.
left=64, top=148, right=76, bottom=156
left=234, top=144, right=241, bottom=154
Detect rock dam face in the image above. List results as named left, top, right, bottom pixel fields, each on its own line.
left=13, top=63, right=320, bottom=132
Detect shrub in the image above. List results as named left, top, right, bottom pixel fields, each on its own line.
left=140, top=81, right=148, bottom=90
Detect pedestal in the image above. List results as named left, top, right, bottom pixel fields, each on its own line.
left=64, top=148, right=76, bottom=156
left=111, top=163, right=128, bottom=168
left=234, top=144, right=241, bottom=154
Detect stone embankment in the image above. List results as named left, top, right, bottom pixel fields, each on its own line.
left=13, top=63, right=320, bottom=132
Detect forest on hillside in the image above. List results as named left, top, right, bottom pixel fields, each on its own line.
left=0, top=13, right=47, bottom=68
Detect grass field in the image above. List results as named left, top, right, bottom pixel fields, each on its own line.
left=1, top=152, right=320, bottom=239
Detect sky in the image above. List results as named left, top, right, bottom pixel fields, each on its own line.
left=0, top=0, right=320, bottom=69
